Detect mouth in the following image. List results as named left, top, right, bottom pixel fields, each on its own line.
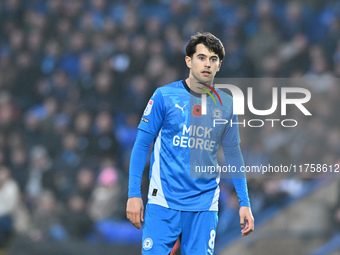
left=201, top=70, right=211, bottom=76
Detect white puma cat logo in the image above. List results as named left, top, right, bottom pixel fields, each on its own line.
left=175, top=104, right=186, bottom=113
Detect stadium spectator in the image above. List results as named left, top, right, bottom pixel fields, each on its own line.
left=90, top=111, right=119, bottom=162
left=29, top=190, right=60, bottom=242
left=8, top=146, right=28, bottom=192
left=60, top=193, right=94, bottom=240
left=75, top=166, right=96, bottom=202
left=0, top=166, right=20, bottom=247
left=88, top=167, right=122, bottom=221
left=25, top=146, right=54, bottom=203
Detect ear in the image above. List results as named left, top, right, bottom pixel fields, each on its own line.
left=217, top=60, right=222, bottom=72
left=185, top=56, right=192, bottom=69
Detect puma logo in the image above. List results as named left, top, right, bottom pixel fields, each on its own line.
left=175, top=104, right=186, bottom=113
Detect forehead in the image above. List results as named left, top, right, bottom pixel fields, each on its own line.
left=194, top=43, right=218, bottom=58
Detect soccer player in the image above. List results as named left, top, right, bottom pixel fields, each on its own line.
left=127, top=32, right=254, bottom=255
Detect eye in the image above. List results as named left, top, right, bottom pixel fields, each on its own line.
left=211, top=58, right=218, bottom=62
left=199, top=57, right=204, bottom=61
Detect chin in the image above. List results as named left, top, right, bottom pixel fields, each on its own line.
left=198, top=77, right=213, bottom=84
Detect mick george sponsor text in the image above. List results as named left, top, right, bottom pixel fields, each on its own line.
left=173, top=124, right=215, bottom=151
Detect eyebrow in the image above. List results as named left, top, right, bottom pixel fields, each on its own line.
left=196, top=53, right=218, bottom=59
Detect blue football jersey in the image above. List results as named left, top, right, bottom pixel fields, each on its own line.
left=138, top=80, right=240, bottom=211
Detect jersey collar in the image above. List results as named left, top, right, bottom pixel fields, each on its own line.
left=181, top=80, right=202, bottom=98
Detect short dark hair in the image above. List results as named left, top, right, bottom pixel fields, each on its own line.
left=186, top=32, right=225, bottom=61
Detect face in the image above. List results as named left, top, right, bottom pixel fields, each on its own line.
left=185, top=43, right=222, bottom=85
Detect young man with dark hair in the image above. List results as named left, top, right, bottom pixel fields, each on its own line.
left=127, top=32, right=254, bottom=255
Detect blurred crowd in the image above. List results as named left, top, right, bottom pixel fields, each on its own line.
left=0, top=0, right=340, bottom=247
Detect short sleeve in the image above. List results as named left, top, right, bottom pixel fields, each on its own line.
left=138, top=89, right=165, bottom=136
left=221, top=113, right=241, bottom=147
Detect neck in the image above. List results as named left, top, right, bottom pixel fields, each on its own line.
left=185, top=77, right=213, bottom=94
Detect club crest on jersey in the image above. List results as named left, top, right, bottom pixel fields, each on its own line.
left=143, top=238, right=153, bottom=250
left=144, top=100, right=153, bottom=116
left=212, top=107, right=222, bottom=119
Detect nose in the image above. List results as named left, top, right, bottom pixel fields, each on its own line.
left=205, top=59, right=211, bottom=68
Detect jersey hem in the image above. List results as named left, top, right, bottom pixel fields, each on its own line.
left=147, top=201, right=218, bottom=212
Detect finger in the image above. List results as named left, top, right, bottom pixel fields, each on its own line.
left=242, top=230, right=252, bottom=236
left=128, top=210, right=139, bottom=229
left=133, top=218, right=141, bottom=229
left=135, top=222, right=141, bottom=229
left=133, top=212, right=141, bottom=229
left=242, top=219, right=254, bottom=236
left=240, top=218, right=245, bottom=228
left=241, top=219, right=248, bottom=232
left=127, top=210, right=133, bottom=222
left=242, top=227, right=253, bottom=236
left=141, top=207, right=144, bottom=222
left=241, top=222, right=249, bottom=233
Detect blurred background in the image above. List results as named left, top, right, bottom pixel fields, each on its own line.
left=0, top=0, right=339, bottom=254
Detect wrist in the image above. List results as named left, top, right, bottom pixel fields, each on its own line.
left=128, top=193, right=142, bottom=198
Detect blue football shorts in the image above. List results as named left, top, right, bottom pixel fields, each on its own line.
left=142, top=203, right=218, bottom=255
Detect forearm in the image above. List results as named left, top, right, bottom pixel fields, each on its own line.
left=231, top=178, right=250, bottom=207
left=128, top=129, right=155, bottom=198
left=222, top=144, right=250, bottom=207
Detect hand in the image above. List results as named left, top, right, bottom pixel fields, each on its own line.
left=126, top=197, right=144, bottom=229
left=239, top=206, right=254, bottom=236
